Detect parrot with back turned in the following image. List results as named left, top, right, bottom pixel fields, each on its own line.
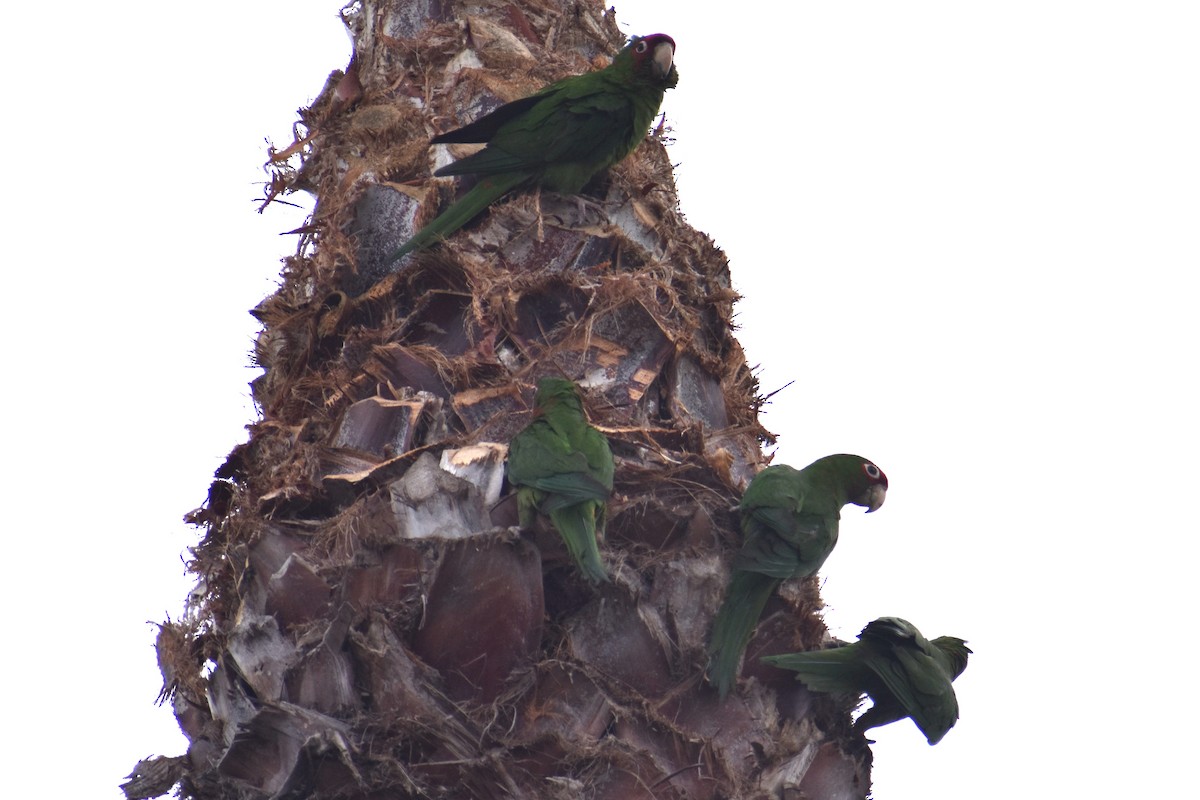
left=762, top=616, right=971, bottom=745
left=386, top=33, right=679, bottom=263
left=707, top=455, right=888, bottom=697
left=506, top=378, right=614, bottom=584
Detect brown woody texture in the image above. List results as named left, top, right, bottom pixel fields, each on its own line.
left=126, top=1, right=874, bottom=798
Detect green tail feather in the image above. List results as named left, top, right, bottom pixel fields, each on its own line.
left=549, top=502, right=609, bottom=584
left=386, top=171, right=528, bottom=263
left=707, top=571, right=780, bottom=697
left=760, top=647, right=867, bottom=693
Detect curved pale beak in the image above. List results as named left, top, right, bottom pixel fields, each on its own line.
left=860, top=484, right=887, bottom=513
left=652, top=41, right=674, bottom=81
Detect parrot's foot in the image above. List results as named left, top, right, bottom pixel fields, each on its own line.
left=534, top=192, right=610, bottom=231
left=574, top=194, right=608, bottom=218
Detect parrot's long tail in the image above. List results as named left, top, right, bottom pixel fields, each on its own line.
left=549, top=503, right=610, bottom=584
left=706, top=571, right=780, bottom=698
left=759, top=648, right=863, bottom=693
left=386, top=171, right=528, bottom=263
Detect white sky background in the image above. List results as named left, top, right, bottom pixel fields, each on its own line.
left=3, top=2, right=1197, bottom=797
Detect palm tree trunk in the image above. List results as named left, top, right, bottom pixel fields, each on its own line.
left=125, top=2, right=873, bottom=798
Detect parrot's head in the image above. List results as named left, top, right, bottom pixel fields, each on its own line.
left=533, top=377, right=585, bottom=413
left=854, top=458, right=888, bottom=512
left=932, top=637, right=973, bottom=680
left=625, top=33, right=678, bottom=87
left=817, top=454, right=888, bottom=513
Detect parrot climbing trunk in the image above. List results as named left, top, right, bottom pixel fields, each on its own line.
left=507, top=378, right=615, bottom=584
left=388, top=172, right=528, bottom=262
left=707, top=571, right=781, bottom=698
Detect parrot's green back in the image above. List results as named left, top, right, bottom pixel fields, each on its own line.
left=507, top=378, right=614, bottom=583
left=763, top=617, right=972, bottom=745
left=733, top=464, right=844, bottom=579
left=387, top=33, right=679, bottom=263
left=707, top=456, right=888, bottom=697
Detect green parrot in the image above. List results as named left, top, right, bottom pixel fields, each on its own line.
left=506, top=378, right=614, bottom=584
left=387, top=33, right=678, bottom=263
left=707, top=455, right=888, bottom=697
left=762, top=617, right=971, bottom=745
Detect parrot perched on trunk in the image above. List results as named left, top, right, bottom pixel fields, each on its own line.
left=762, top=617, right=971, bottom=745
left=707, top=455, right=888, bottom=697
left=507, top=378, right=614, bottom=584
left=386, top=33, right=679, bottom=263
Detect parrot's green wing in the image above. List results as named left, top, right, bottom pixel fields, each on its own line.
left=507, top=378, right=614, bottom=583
left=739, top=464, right=807, bottom=514
left=434, top=78, right=641, bottom=187
left=732, top=465, right=838, bottom=580
left=387, top=33, right=677, bottom=263
left=507, top=427, right=609, bottom=505
left=429, top=93, right=546, bottom=144
left=857, top=618, right=967, bottom=745
left=766, top=617, right=970, bottom=745
left=707, top=457, right=888, bottom=698
left=879, top=647, right=960, bottom=744
left=732, top=512, right=831, bottom=579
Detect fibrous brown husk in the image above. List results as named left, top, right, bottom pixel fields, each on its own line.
left=133, top=2, right=872, bottom=798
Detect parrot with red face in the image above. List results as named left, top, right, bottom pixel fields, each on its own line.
left=387, top=33, right=679, bottom=263
left=707, top=455, right=888, bottom=697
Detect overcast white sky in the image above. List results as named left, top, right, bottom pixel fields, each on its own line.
left=4, top=2, right=1197, bottom=797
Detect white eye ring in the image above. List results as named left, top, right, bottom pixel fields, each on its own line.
left=863, top=463, right=881, bottom=479
left=635, top=40, right=648, bottom=53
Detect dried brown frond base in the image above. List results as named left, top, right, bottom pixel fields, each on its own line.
left=131, top=2, right=873, bottom=798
